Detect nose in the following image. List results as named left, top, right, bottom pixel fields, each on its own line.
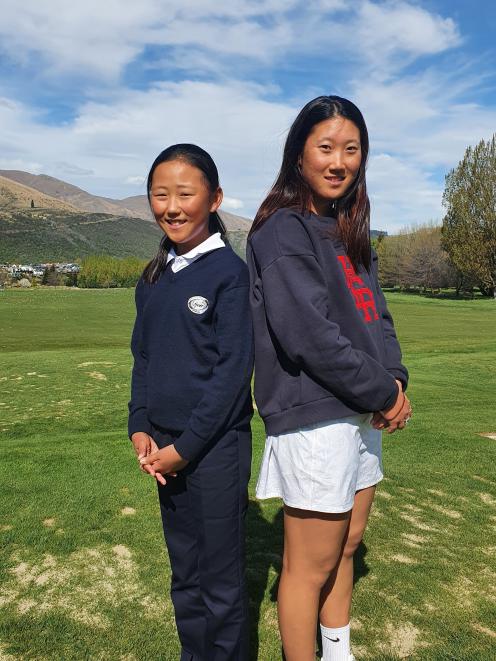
left=166, top=196, right=180, bottom=217
left=328, top=150, right=345, bottom=172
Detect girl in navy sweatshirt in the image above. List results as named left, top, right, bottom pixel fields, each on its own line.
left=247, top=97, right=412, bottom=661
left=128, top=144, right=253, bottom=661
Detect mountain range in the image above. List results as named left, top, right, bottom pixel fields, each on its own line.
left=0, top=170, right=252, bottom=262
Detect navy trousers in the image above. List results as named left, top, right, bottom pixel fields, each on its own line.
left=154, top=427, right=251, bottom=661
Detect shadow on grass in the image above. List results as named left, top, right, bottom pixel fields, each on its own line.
left=245, top=500, right=371, bottom=661
left=246, top=501, right=284, bottom=660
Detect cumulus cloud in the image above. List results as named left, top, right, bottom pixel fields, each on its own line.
left=0, top=1, right=494, bottom=232
left=367, top=153, right=443, bottom=230
left=0, top=1, right=460, bottom=82
left=0, top=80, right=296, bottom=207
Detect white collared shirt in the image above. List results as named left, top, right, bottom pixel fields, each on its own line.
left=166, top=232, right=225, bottom=273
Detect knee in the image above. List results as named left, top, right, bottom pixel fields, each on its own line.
left=282, top=553, right=340, bottom=589
left=342, top=529, right=364, bottom=560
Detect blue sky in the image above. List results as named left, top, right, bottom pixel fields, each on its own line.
left=0, top=0, right=495, bottom=232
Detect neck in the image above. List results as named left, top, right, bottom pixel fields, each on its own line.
left=175, top=230, right=212, bottom=256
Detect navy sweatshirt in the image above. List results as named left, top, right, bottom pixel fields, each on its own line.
left=128, top=246, right=254, bottom=461
left=247, top=208, right=408, bottom=436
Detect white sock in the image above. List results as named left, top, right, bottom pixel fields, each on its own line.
left=320, top=622, right=350, bottom=661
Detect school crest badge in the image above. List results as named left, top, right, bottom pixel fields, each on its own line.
left=188, top=296, right=209, bottom=314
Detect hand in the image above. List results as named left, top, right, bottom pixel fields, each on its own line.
left=140, top=445, right=189, bottom=486
left=371, top=411, right=387, bottom=430
left=131, top=432, right=172, bottom=484
left=131, top=432, right=159, bottom=467
left=378, top=380, right=413, bottom=434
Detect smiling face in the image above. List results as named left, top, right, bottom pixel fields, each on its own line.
left=300, top=115, right=362, bottom=216
left=149, top=159, right=223, bottom=255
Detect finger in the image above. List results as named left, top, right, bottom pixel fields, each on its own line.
left=143, top=464, right=157, bottom=477
left=155, top=473, right=167, bottom=486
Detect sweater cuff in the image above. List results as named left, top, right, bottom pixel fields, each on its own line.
left=173, top=427, right=206, bottom=462
left=128, top=411, right=152, bottom=439
left=380, top=379, right=401, bottom=413
left=387, top=368, right=409, bottom=392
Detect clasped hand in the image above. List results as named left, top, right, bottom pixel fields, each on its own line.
left=130, top=432, right=189, bottom=485
left=371, top=380, right=413, bottom=434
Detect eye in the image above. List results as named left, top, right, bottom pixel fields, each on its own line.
left=346, top=146, right=359, bottom=153
left=319, top=144, right=332, bottom=152
left=180, top=193, right=193, bottom=197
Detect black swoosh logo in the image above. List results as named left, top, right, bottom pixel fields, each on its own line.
left=323, top=636, right=340, bottom=642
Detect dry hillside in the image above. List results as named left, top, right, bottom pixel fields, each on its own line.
left=0, top=175, right=79, bottom=212
left=0, top=170, right=139, bottom=218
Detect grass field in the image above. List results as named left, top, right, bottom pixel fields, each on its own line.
left=0, top=289, right=495, bottom=660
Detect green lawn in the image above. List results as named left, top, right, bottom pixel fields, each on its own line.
left=0, top=289, right=495, bottom=660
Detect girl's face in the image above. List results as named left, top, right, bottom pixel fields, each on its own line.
left=300, top=116, right=362, bottom=216
left=150, top=160, right=223, bottom=255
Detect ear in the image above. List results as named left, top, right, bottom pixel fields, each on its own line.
left=210, top=186, right=223, bottom=213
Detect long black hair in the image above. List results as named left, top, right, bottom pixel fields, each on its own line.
left=143, top=143, right=227, bottom=283
left=250, top=95, right=371, bottom=270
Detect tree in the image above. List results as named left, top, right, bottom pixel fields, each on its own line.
left=377, top=224, right=457, bottom=293
left=44, top=264, right=61, bottom=286
left=442, top=135, right=496, bottom=298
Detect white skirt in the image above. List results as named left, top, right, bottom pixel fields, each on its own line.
left=256, top=413, right=383, bottom=513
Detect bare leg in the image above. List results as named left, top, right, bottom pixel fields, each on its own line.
left=278, top=505, right=351, bottom=661
left=319, top=486, right=376, bottom=628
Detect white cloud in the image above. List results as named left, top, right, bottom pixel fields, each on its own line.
left=367, top=153, right=443, bottom=231
left=355, top=1, right=460, bottom=66
left=1, top=1, right=494, bottom=234
left=221, top=197, right=244, bottom=210
left=0, top=1, right=460, bottom=83
left=55, top=162, right=94, bottom=176
left=125, top=176, right=146, bottom=186
left=0, top=80, right=296, bottom=208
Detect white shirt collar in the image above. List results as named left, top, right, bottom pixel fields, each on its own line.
left=166, top=232, right=225, bottom=271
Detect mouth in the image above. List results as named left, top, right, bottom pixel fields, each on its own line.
left=324, top=175, right=346, bottom=185
left=165, top=219, right=187, bottom=227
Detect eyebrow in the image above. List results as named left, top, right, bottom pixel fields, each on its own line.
left=318, top=137, right=360, bottom=143
left=152, top=183, right=197, bottom=189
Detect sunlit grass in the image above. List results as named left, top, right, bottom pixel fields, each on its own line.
left=0, top=289, right=495, bottom=660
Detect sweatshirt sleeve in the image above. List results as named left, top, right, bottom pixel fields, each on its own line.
left=260, top=251, right=399, bottom=413
left=173, top=282, right=254, bottom=461
left=371, top=253, right=409, bottom=390
left=128, top=279, right=152, bottom=438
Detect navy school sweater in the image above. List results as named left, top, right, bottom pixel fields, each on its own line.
left=247, top=208, right=408, bottom=436
left=128, top=246, right=254, bottom=461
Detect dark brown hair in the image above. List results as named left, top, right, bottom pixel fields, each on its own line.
left=143, top=143, right=227, bottom=283
left=250, top=95, right=371, bottom=270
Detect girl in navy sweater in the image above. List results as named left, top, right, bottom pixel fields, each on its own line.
left=128, top=144, right=253, bottom=660
left=247, top=97, right=412, bottom=661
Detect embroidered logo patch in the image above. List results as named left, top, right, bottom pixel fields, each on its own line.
left=187, top=296, right=209, bottom=314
